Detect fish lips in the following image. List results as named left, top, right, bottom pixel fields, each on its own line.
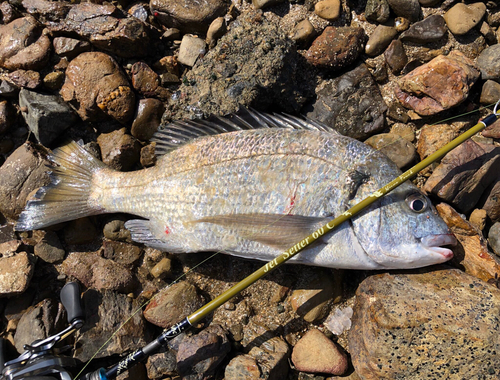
left=420, top=233, right=457, bottom=261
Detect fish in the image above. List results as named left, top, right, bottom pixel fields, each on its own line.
left=15, top=110, right=456, bottom=270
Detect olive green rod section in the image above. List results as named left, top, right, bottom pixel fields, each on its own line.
left=187, top=110, right=500, bottom=325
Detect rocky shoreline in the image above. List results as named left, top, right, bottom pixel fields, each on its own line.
left=1, top=0, right=500, bottom=379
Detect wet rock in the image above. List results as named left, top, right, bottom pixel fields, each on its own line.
left=101, top=240, right=142, bottom=266
left=416, top=123, right=459, bottom=160
left=75, top=290, right=149, bottom=361
left=34, top=230, right=65, bottom=263
left=19, top=88, right=78, bottom=146
left=0, top=1, right=18, bottom=24
left=424, top=139, right=500, bottom=214
left=349, top=269, right=500, bottom=379
left=146, top=350, right=177, bottom=379
left=480, top=80, right=500, bottom=105
left=289, top=268, right=341, bottom=323
left=43, top=71, right=65, bottom=91
left=225, top=354, right=261, bottom=379
left=63, top=218, right=99, bottom=245
left=128, top=3, right=149, bottom=22
left=6, top=70, right=41, bottom=89
left=291, top=329, right=348, bottom=376
left=443, top=2, right=486, bottom=36
left=178, top=35, right=207, bottom=67
left=395, top=51, right=480, bottom=115
left=488, top=222, right=500, bottom=256
left=53, top=37, right=91, bottom=60
left=476, top=44, right=500, bottom=80
left=150, top=0, right=229, bottom=33
left=60, top=52, right=136, bottom=124
left=97, top=128, right=141, bottom=171
left=305, top=63, right=387, bottom=140
left=143, top=281, right=203, bottom=328
left=131, top=99, right=164, bottom=141
left=177, top=324, right=231, bottom=380
left=131, top=62, right=160, bottom=96
left=384, top=40, right=407, bottom=74
left=305, top=27, right=365, bottom=70
left=62, top=252, right=134, bottom=292
left=0, top=16, right=51, bottom=70
left=386, top=0, right=420, bottom=22
left=0, top=252, right=34, bottom=297
left=21, top=0, right=72, bottom=22
left=365, top=0, right=390, bottom=24
left=150, top=257, right=172, bottom=279
left=436, top=203, right=500, bottom=283
left=291, top=19, right=315, bottom=45
left=469, top=208, right=487, bottom=231
left=314, top=0, right=341, bottom=21
left=400, top=14, right=447, bottom=43
left=103, top=218, right=131, bottom=241
left=0, top=143, right=49, bottom=220
left=365, top=25, right=397, bottom=57
left=364, top=133, right=417, bottom=168
left=206, top=17, right=226, bottom=48
left=0, top=100, right=14, bottom=134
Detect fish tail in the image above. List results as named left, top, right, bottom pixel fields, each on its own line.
left=15, top=141, right=109, bottom=231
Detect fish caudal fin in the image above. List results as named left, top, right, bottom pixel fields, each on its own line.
left=15, top=141, right=108, bottom=231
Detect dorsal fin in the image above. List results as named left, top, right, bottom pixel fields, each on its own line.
left=152, top=108, right=341, bottom=156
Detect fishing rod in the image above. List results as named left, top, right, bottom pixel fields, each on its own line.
left=2, top=100, right=499, bottom=380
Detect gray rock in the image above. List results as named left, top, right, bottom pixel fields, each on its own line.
left=178, top=35, right=207, bottom=67
left=365, top=0, right=390, bottom=23
left=177, top=324, right=231, bottom=380
left=400, top=14, right=447, bottom=43
left=305, top=63, right=388, bottom=140
left=19, top=88, right=78, bottom=146
left=247, top=335, right=290, bottom=380
left=480, top=80, right=500, bottom=105
left=0, top=252, right=34, bottom=297
left=101, top=240, right=142, bottom=266
left=146, top=350, right=177, bottom=379
left=364, top=133, right=417, bottom=168
left=225, top=355, right=261, bottom=379
left=34, top=230, right=65, bottom=263
left=349, top=269, right=500, bottom=379
left=365, top=25, right=397, bottom=57
left=384, top=40, right=407, bottom=74
left=489, top=222, right=500, bottom=256
left=0, top=100, right=14, bottom=135
left=477, top=44, right=500, bottom=80
left=386, top=0, right=421, bottom=22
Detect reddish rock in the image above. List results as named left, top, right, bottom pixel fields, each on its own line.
left=395, top=51, right=480, bottom=115
left=97, top=128, right=141, bottom=171
left=224, top=355, right=261, bottom=379
left=482, top=118, right=500, bottom=139
left=305, top=27, right=366, bottom=70
left=5, top=70, right=41, bottom=89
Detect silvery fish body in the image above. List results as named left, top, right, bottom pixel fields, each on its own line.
left=16, top=111, right=455, bottom=269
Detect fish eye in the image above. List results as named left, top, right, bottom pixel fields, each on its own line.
left=405, top=193, right=428, bottom=213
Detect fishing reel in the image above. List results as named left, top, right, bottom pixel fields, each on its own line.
left=0, top=283, right=85, bottom=380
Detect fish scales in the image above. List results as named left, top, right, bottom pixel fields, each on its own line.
left=15, top=112, right=456, bottom=270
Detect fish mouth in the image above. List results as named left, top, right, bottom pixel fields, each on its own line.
left=421, top=233, right=457, bottom=260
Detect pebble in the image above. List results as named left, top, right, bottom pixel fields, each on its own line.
left=291, top=19, right=315, bottom=45
left=394, top=16, right=410, bottom=32
left=364, top=133, right=417, bottom=168
left=131, top=61, right=160, bottom=96
left=305, top=27, right=366, bottom=70
left=365, top=0, right=390, bottom=23
left=480, top=21, right=497, bottom=45
left=43, top=71, right=65, bottom=91
left=365, top=25, right=397, bottom=57
left=349, top=269, right=500, bottom=379
left=483, top=180, right=500, bottom=223
left=247, top=335, right=290, bottom=380
left=101, top=240, right=142, bottom=266
left=476, top=44, right=500, bottom=80
left=386, top=0, right=420, bottom=22
left=225, top=355, right=261, bottom=379
left=140, top=144, right=157, bottom=167
left=469, top=208, right=487, bottom=231
left=416, top=123, right=459, bottom=160
left=291, top=329, right=348, bottom=376
left=6, top=70, right=41, bottom=89
left=443, top=2, right=487, bottom=36
left=480, top=79, right=500, bottom=105
left=150, top=257, right=172, bottom=279
left=53, top=37, right=91, bottom=59
left=177, top=35, right=207, bottom=67
left=0, top=252, right=34, bottom=297
left=206, top=17, right=226, bottom=48
left=252, top=0, right=284, bottom=10
left=97, top=128, right=141, bottom=171
left=324, top=306, right=353, bottom=336
left=131, top=98, right=165, bottom=141
left=384, top=40, right=407, bottom=74
left=488, top=222, right=500, bottom=256
left=103, top=219, right=131, bottom=241
left=400, top=14, right=447, bottom=43
left=395, top=51, right=480, bottom=115
left=34, top=230, right=65, bottom=263
left=143, top=281, right=203, bottom=328
left=314, top=0, right=341, bottom=22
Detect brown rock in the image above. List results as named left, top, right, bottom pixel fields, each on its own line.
left=291, top=19, right=316, bottom=45
left=480, top=79, right=500, bottom=105
left=443, top=2, right=486, bottom=36
left=140, top=144, right=157, bottom=167
left=206, top=17, right=226, bottom=48
left=314, top=0, right=341, bottom=21
left=101, top=240, right=142, bottom=266
left=53, top=37, right=91, bottom=59
left=483, top=180, right=500, bottom=222
left=0, top=252, right=34, bottom=297
left=0, top=100, right=14, bottom=134
left=6, top=70, right=41, bottom=89
left=305, top=27, right=366, bottom=70
left=43, top=71, right=65, bottom=91
left=469, top=208, right=487, bottom=231
left=247, top=335, right=290, bottom=380
left=416, top=123, right=460, bottom=160
left=131, top=62, right=159, bottom=96
left=395, top=51, right=480, bottom=115
left=291, top=329, right=348, bottom=375
left=437, top=203, right=500, bottom=283
left=21, top=0, right=72, bottom=22
left=97, top=128, right=141, bottom=171
left=34, top=230, right=65, bottom=263
left=0, top=1, right=18, bottom=24
left=224, top=355, right=261, bottom=379
left=364, top=133, right=417, bottom=168
left=131, top=99, right=164, bottom=141
left=482, top=118, right=500, bottom=139
left=61, top=52, right=135, bottom=124
left=384, top=39, right=407, bottom=74
left=150, top=257, right=172, bottom=279
left=365, top=25, right=397, bottom=57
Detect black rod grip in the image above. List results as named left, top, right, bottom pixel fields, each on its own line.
left=60, top=282, right=84, bottom=323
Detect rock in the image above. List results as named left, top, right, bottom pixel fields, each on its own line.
left=60, top=52, right=136, bottom=124
left=53, top=37, right=91, bottom=59
left=365, top=25, right=397, bottom=57
left=291, top=19, right=315, bottom=45
left=0, top=1, right=18, bottom=24
left=0, top=143, right=50, bottom=220
left=0, top=79, right=19, bottom=97
left=131, top=62, right=160, bottom=96
left=384, top=40, right=407, bottom=74
left=6, top=70, right=41, bottom=89
left=386, top=0, right=420, bottom=22
left=0, top=16, right=51, bottom=70
left=436, top=203, right=500, bottom=283
left=150, top=0, right=229, bottom=33
left=314, top=0, right=341, bottom=21
left=225, top=355, right=261, bottom=380
left=305, top=27, right=365, bottom=70
left=291, top=329, right=348, bottom=376
left=416, top=123, right=460, bottom=160
left=349, top=269, right=500, bottom=379
left=247, top=335, right=290, bottom=380
left=443, top=2, right=486, bottom=36
left=289, top=268, right=341, bottom=323
left=0, top=252, right=34, bottom=297
left=477, top=44, right=500, bottom=80
left=97, top=128, right=141, bottom=171
left=140, top=144, right=157, bottom=167
left=364, top=133, right=417, bottom=168
left=400, top=14, right=447, bottom=43
left=483, top=180, right=500, bottom=223
left=177, top=35, right=207, bottom=67
left=146, top=350, right=177, bottom=379
left=365, top=0, right=390, bottom=23
left=252, top=0, right=284, bottom=9
left=34, top=230, right=65, bottom=263
left=63, top=218, right=99, bottom=245
left=62, top=252, right=134, bottom=292
left=43, top=71, right=65, bottom=91
left=424, top=139, right=500, bottom=214
left=116, top=363, right=147, bottom=380
left=305, top=63, right=387, bottom=140
left=19, top=88, right=78, bottom=146
left=177, top=324, right=231, bottom=380
left=480, top=80, right=500, bottom=105
left=101, top=240, right=142, bottom=266
left=143, top=281, right=203, bottom=328
left=150, top=257, right=172, bottom=279
left=103, top=218, right=131, bottom=241
left=488, top=222, right=500, bottom=256
left=469, top=208, right=487, bottom=231
left=0, top=240, right=21, bottom=255
left=206, top=17, right=226, bottom=48
left=324, top=306, right=354, bottom=336
left=482, top=118, right=500, bottom=139
left=74, top=290, right=149, bottom=361
left=0, top=100, right=14, bottom=134
left=20, top=0, right=72, bottom=22
left=480, top=21, right=497, bottom=45
left=394, top=16, right=410, bottom=32
left=395, top=51, right=480, bottom=115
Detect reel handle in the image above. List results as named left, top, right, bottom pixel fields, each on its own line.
left=60, top=282, right=84, bottom=324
